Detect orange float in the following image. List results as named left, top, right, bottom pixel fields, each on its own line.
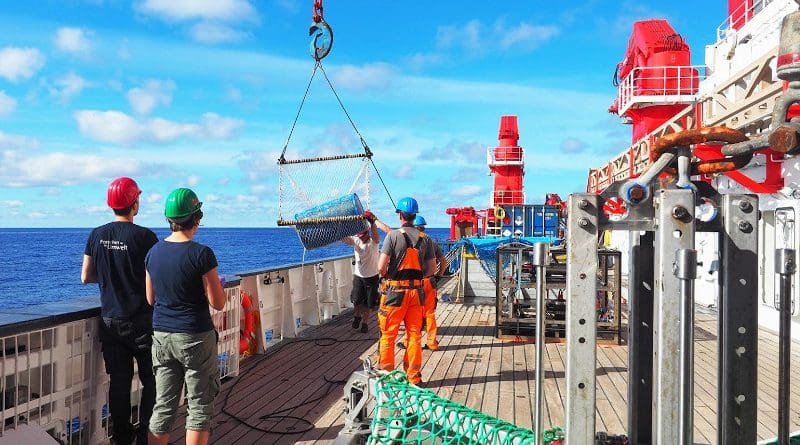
left=239, top=291, right=258, bottom=356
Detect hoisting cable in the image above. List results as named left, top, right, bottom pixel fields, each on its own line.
left=278, top=0, right=396, bottom=216
left=278, top=62, right=320, bottom=164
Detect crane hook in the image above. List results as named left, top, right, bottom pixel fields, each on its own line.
left=309, top=0, right=333, bottom=60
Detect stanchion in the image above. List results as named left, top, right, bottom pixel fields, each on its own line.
left=532, top=242, right=549, bottom=445
left=776, top=248, right=796, bottom=445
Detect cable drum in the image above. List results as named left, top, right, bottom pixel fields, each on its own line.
left=292, top=193, right=369, bottom=249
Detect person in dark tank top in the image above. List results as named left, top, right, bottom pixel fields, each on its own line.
left=144, top=188, right=226, bottom=445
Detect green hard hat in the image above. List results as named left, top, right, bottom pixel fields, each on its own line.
left=165, top=187, right=202, bottom=219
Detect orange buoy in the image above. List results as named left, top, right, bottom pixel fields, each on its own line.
left=239, top=291, right=258, bottom=356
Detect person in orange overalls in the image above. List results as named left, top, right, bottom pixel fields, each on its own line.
left=377, top=197, right=436, bottom=385
left=414, top=215, right=448, bottom=350
left=398, top=215, right=448, bottom=351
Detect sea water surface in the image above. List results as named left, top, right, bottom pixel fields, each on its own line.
left=0, top=227, right=449, bottom=310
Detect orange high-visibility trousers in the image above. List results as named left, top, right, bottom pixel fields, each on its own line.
left=378, top=287, right=424, bottom=384
left=422, top=277, right=438, bottom=349
left=403, top=278, right=438, bottom=350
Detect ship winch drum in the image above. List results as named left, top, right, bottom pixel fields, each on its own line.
left=293, top=193, right=369, bottom=249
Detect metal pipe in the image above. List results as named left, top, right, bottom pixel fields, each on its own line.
left=675, top=148, right=692, bottom=189
left=674, top=248, right=697, bottom=445
left=776, top=248, right=796, bottom=445
left=532, top=242, right=549, bottom=445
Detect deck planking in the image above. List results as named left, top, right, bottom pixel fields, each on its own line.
left=163, top=279, right=800, bottom=444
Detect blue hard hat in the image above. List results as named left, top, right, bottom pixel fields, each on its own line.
left=395, top=196, right=419, bottom=213
left=413, top=215, right=427, bottom=226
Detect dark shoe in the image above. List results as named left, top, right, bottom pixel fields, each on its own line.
left=352, top=317, right=362, bottom=330
left=396, top=341, right=405, bottom=350
left=360, top=321, right=368, bottom=333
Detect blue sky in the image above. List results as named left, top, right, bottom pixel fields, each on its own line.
left=0, top=0, right=724, bottom=228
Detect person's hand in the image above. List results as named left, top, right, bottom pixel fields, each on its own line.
left=363, top=210, right=377, bottom=223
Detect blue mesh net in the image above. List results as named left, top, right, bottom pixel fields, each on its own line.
left=293, top=193, right=370, bottom=249
left=448, top=236, right=561, bottom=282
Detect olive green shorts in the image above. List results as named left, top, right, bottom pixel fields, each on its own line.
left=149, top=330, right=220, bottom=433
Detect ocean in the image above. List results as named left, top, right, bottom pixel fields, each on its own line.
left=0, top=227, right=450, bottom=310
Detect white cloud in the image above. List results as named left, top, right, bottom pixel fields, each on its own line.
left=50, top=72, right=89, bottom=104
left=127, top=79, right=175, bottom=115
left=82, top=205, right=108, bottom=215
left=200, top=112, right=245, bottom=138
left=187, top=174, right=201, bottom=186
left=205, top=193, right=221, bottom=202
left=394, top=165, right=414, bottom=179
left=436, top=19, right=558, bottom=54
left=418, top=139, right=485, bottom=163
left=217, top=177, right=230, bottom=186
left=54, top=27, right=93, bottom=54
left=0, top=151, right=143, bottom=187
left=137, top=0, right=258, bottom=22
left=73, top=110, right=244, bottom=145
left=332, top=63, right=397, bottom=92
left=405, top=53, right=444, bottom=71
left=437, top=20, right=482, bottom=51
left=499, top=23, right=559, bottom=49
left=0, top=91, right=17, bottom=116
left=0, top=131, right=39, bottom=150
left=190, top=22, right=249, bottom=44
left=1, top=200, right=23, bottom=208
left=146, top=193, right=162, bottom=204
left=250, top=184, right=268, bottom=194
left=74, top=111, right=143, bottom=145
left=236, top=194, right=258, bottom=204
left=560, top=137, right=588, bottom=153
left=451, top=185, right=483, bottom=197
left=0, top=47, right=45, bottom=82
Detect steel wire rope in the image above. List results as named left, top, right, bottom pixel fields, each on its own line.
left=317, top=62, right=396, bottom=209
left=278, top=61, right=320, bottom=162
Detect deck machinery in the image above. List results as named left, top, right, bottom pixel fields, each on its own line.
left=335, top=1, right=800, bottom=444
left=581, top=1, right=800, bottom=444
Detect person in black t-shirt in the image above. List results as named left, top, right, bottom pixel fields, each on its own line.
left=145, top=188, right=226, bottom=445
left=81, top=177, right=158, bottom=445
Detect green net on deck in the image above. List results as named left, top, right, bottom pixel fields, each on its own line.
left=759, top=433, right=800, bottom=444
left=367, top=371, right=545, bottom=445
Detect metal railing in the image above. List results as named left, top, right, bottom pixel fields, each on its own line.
left=616, top=65, right=705, bottom=116
left=486, top=146, right=524, bottom=166
left=0, top=255, right=356, bottom=444
left=491, top=190, right=526, bottom=207
left=716, top=0, right=776, bottom=41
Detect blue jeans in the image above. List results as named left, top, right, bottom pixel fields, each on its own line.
left=149, top=330, right=220, bottom=433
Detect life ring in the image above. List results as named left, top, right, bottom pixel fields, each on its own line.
left=239, top=291, right=258, bottom=356
left=493, top=206, right=505, bottom=220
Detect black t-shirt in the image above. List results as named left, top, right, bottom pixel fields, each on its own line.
left=84, top=221, right=158, bottom=319
left=145, top=240, right=218, bottom=333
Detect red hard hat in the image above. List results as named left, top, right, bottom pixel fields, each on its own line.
left=107, top=177, right=142, bottom=209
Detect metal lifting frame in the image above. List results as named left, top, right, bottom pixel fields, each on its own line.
left=564, top=190, right=760, bottom=444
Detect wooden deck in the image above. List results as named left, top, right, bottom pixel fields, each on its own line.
left=164, top=278, right=800, bottom=444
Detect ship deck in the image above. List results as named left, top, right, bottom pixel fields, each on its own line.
left=166, top=278, right=800, bottom=445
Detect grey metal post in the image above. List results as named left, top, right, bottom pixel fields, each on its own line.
left=628, top=231, right=654, bottom=444
left=776, top=248, right=796, bottom=445
left=565, top=194, right=599, bottom=444
left=532, top=242, right=549, bottom=445
left=674, top=248, right=697, bottom=445
left=652, top=189, right=694, bottom=444
left=718, top=194, right=759, bottom=444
